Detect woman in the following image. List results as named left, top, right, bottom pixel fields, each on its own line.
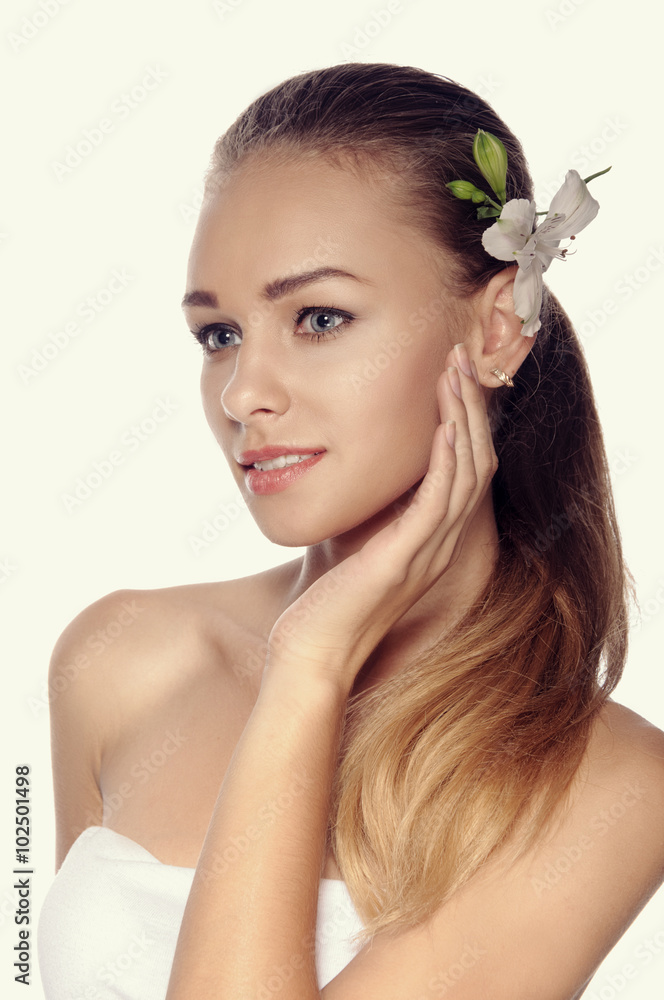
left=38, top=63, right=664, bottom=999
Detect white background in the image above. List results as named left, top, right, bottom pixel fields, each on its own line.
left=2, top=0, right=663, bottom=997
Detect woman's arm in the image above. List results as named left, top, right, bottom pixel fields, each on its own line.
left=165, top=656, right=353, bottom=998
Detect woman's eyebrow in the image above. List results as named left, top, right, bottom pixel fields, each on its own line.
left=181, top=266, right=373, bottom=310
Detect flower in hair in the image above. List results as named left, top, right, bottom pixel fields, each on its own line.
left=447, top=130, right=610, bottom=338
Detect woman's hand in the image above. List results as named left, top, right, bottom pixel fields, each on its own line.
left=265, top=340, right=499, bottom=693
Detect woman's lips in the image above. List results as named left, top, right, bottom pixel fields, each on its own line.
left=242, top=452, right=326, bottom=495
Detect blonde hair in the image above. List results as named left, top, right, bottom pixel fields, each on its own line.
left=206, top=63, right=634, bottom=942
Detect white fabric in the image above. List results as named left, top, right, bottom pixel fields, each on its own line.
left=37, top=825, right=365, bottom=998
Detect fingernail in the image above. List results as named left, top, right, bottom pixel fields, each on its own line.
left=447, top=365, right=462, bottom=399
left=445, top=420, right=456, bottom=449
left=453, top=343, right=473, bottom=379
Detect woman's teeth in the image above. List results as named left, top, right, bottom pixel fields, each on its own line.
left=252, top=453, right=320, bottom=472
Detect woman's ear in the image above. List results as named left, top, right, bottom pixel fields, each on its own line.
left=466, top=267, right=537, bottom=387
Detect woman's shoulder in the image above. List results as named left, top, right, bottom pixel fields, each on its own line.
left=48, top=562, right=302, bottom=866
left=49, top=558, right=303, bottom=710
left=515, top=697, right=664, bottom=940
left=551, top=698, right=664, bottom=871
left=48, top=581, right=225, bottom=714
left=578, top=698, right=664, bottom=850
left=585, top=698, right=664, bottom=802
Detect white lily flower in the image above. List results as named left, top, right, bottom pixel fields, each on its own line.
left=481, top=170, right=600, bottom=337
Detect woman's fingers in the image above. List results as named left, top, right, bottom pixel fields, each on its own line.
left=394, top=347, right=497, bottom=574
left=447, top=355, right=497, bottom=500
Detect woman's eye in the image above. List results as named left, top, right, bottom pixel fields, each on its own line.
left=191, top=324, right=240, bottom=354
left=294, top=306, right=353, bottom=340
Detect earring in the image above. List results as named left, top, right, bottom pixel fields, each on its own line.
left=489, top=368, right=515, bottom=387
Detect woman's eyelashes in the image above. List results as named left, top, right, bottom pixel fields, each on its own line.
left=292, top=305, right=354, bottom=341
left=190, top=324, right=240, bottom=354
left=190, top=305, right=355, bottom=355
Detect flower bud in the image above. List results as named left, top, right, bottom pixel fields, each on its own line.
left=447, top=180, right=487, bottom=202
left=472, top=130, right=507, bottom=203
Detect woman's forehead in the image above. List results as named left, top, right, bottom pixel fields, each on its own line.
left=187, top=158, right=439, bottom=293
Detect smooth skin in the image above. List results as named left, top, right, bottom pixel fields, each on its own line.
left=49, top=155, right=664, bottom=999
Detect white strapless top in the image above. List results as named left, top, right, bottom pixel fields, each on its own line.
left=37, top=825, right=365, bottom=998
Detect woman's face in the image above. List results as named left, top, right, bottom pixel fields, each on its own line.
left=183, top=154, right=466, bottom=548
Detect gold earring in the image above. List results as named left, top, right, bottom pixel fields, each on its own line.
left=489, top=368, right=515, bottom=387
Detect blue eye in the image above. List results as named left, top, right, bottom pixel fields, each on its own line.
left=189, top=304, right=354, bottom=356
left=294, top=305, right=353, bottom=341
left=190, top=324, right=241, bottom=354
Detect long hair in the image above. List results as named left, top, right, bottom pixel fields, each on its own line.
left=205, top=63, right=634, bottom=941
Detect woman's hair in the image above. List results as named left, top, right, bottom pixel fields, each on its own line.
left=205, top=63, right=634, bottom=942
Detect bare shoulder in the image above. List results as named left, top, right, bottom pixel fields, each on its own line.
left=48, top=558, right=302, bottom=867
left=592, top=697, right=664, bottom=755
left=522, top=699, right=664, bottom=914
left=50, top=582, right=233, bottom=725
left=581, top=698, right=664, bottom=825
left=50, top=557, right=301, bottom=723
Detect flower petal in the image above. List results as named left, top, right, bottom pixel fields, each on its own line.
left=540, top=170, right=599, bottom=240
left=513, top=260, right=543, bottom=337
left=482, top=199, right=536, bottom=261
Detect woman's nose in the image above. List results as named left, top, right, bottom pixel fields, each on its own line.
left=219, top=332, right=291, bottom=424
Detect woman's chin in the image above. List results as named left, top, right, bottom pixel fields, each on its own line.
left=249, top=509, right=371, bottom=551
